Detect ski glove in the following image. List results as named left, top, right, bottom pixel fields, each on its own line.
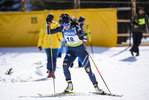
left=38, top=46, right=42, bottom=51
left=78, top=35, right=84, bottom=40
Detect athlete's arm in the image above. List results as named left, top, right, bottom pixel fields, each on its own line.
left=48, top=25, right=63, bottom=34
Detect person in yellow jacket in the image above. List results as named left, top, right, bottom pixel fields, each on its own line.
left=37, top=13, right=63, bottom=78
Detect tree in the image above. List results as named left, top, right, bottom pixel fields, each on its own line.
left=29, top=0, right=73, bottom=11
left=0, top=0, right=21, bottom=11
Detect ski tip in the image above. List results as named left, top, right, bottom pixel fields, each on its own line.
left=90, top=92, right=123, bottom=97
left=106, top=93, right=123, bottom=97
left=38, top=93, right=41, bottom=96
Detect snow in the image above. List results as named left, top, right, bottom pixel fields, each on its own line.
left=0, top=46, right=149, bottom=100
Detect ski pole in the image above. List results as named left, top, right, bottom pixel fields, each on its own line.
left=82, top=41, right=111, bottom=94
left=47, top=23, right=56, bottom=93
left=146, top=24, right=148, bottom=33
left=73, top=4, right=77, bottom=20
left=86, top=22, right=94, bottom=57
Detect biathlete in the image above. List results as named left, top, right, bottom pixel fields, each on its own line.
left=47, top=14, right=105, bottom=94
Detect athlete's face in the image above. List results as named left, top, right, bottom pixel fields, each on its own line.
left=63, top=23, right=71, bottom=30
left=139, top=10, right=144, bottom=15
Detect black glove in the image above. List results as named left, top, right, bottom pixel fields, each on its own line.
left=46, top=14, right=53, bottom=23
left=38, top=46, right=42, bottom=51
left=78, top=35, right=84, bottom=40
left=84, top=33, right=88, bottom=35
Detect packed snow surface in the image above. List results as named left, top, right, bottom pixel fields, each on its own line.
left=0, top=46, right=149, bottom=100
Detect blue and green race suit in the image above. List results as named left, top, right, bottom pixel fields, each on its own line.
left=50, top=24, right=98, bottom=84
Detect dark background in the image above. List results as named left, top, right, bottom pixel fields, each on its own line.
left=0, top=0, right=149, bottom=44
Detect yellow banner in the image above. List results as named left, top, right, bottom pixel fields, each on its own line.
left=0, top=9, right=117, bottom=47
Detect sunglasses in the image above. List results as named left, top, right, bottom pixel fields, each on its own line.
left=62, top=23, right=70, bottom=27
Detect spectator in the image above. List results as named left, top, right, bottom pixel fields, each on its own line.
left=37, top=13, right=63, bottom=78
left=130, top=7, right=149, bottom=56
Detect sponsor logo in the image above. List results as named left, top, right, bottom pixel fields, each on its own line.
left=31, top=17, right=38, bottom=24
left=63, top=63, right=67, bottom=66
left=66, top=53, right=71, bottom=57
left=64, top=32, right=75, bottom=36
left=28, top=31, right=39, bottom=34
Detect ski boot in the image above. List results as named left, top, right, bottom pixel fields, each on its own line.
left=136, top=51, right=139, bottom=56
left=94, top=83, right=105, bottom=94
left=129, top=49, right=134, bottom=56
left=47, top=70, right=55, bottom=79
left=136, top=53, right=139, bottom=56
left=64, top=80, right=73, bottom=92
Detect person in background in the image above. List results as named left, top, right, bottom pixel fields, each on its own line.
left=37, top=13, right=63, bottom=78
left=130, top=7, right=149, bottom=56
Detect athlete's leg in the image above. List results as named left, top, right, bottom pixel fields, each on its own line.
left=63, top=50, right=77, bottom=80
left=77, top=45, right=97, bottom=84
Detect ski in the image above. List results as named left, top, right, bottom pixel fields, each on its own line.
left=90, top=92, right=123, bottom=97
left=38, top=92, right=83, bottom=96
left=38, top=92, right=123, bottom=97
